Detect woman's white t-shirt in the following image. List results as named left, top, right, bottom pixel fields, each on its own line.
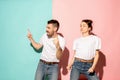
left=73, top=35, right=101, bottom=60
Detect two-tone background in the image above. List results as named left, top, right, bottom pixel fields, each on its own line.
left=0, top=0, right=120, bottom=80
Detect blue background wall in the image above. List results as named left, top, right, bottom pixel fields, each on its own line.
left=0, top=0, right=52, bottom=80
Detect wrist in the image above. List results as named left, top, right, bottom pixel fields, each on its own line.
left=91, top=66, right=95, bottom=70
left=29, top=37, right=33, bottom=42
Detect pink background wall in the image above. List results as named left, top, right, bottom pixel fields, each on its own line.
left=53, top=0, right=120, bottom=80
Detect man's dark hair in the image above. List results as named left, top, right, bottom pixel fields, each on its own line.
left=48, top=19, right=60, bottom=31
left=82, top=19, right=93, bottom=31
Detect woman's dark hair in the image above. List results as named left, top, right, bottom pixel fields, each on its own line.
left=82, top=19, right=93, bottom=31
left=48, top=19, right=59, bottom=31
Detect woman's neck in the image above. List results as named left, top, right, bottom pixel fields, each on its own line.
left=82, top=32, right=90, bottom=37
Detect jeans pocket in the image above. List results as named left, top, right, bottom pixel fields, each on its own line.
left=84, top=62, right=92, bottom=70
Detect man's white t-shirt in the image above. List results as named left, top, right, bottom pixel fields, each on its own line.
left=73, top=35, right=101, bottom=60
left=39, top=33, right=65, bottom=62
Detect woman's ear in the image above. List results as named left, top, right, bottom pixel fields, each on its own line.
left=89, top=27, right=92, bottom=31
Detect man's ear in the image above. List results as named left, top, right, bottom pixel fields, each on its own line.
left=54, top=27, right=57, bottom=32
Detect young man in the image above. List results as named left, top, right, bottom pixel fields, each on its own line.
left=27, top=19, right=65, bottom=80
left=67, top=19, right=101, bottom=80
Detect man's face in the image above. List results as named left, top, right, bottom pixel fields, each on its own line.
left=46, top=24, right=56, bottom=37
left=80, top=22, right=91, bottom=33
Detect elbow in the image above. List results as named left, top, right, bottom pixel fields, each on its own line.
left=56, top=55, right=62, bottom=60
left=35, top=47, right=40, bottom=50
left=56, top=56, right=60, bottom=60
left=35, top=44, right=41, bottom=50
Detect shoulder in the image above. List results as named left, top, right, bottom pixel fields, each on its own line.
left=58, top=35, right=65, bottom=42
left=43, top=33, right=47, bottom=36
left=42, top=33, right=47, bottom=37
left=40, top=33, right=48, bottom=40
left=73, top=38, right=81, bottom=43
left=91, top=35, right=101, bottom=41
left=91, top=35, right=100, bottom=39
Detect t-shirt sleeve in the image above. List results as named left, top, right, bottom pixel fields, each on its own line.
left=59, top=38, right=66, bottom=51
left=95, top=37, right=101, bottom=50
left=73, top=40, right=77, bottom=50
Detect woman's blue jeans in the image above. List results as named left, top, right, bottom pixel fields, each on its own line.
left=70, top=60, right=99, bottom=80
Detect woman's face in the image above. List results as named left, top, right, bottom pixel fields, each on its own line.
left=80, top=22, right=91, bottom=34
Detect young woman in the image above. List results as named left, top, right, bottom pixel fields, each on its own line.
left=67, top=19, right=101, bottom=80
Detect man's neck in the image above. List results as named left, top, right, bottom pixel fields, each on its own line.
left=52, top=33, right=58, bottom=38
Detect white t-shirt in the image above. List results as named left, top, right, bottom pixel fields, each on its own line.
left=39, top=33, right=65, bottom=62
left=73, top=35, right=101, bottom=60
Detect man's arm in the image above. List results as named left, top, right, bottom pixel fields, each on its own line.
left=27, top=30, right=42, bottom=50
left=53, top=37, right=64, bottom=60
left=56, top=45, right=63, bottom=60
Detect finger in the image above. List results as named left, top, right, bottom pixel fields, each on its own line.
left=88, top=70, right=90, bottom=73
left=55, top=37, right=59, bottom=42
left=88, top=69, right=92, bottom=73
left=27, top=28, right=31, bottom=34
left=56, top=36, right=59, bottom=40
left=88, top=69, right=93, bottom=73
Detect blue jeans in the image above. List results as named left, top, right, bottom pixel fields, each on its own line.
left=35, top=60, right=59, bottom=80
left=70, top=60, right=99, bottom=80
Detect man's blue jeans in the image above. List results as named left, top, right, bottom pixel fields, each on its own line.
left=70, top=60, right=99, bottom=80
left=35, top=60, right=59, bottom=80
